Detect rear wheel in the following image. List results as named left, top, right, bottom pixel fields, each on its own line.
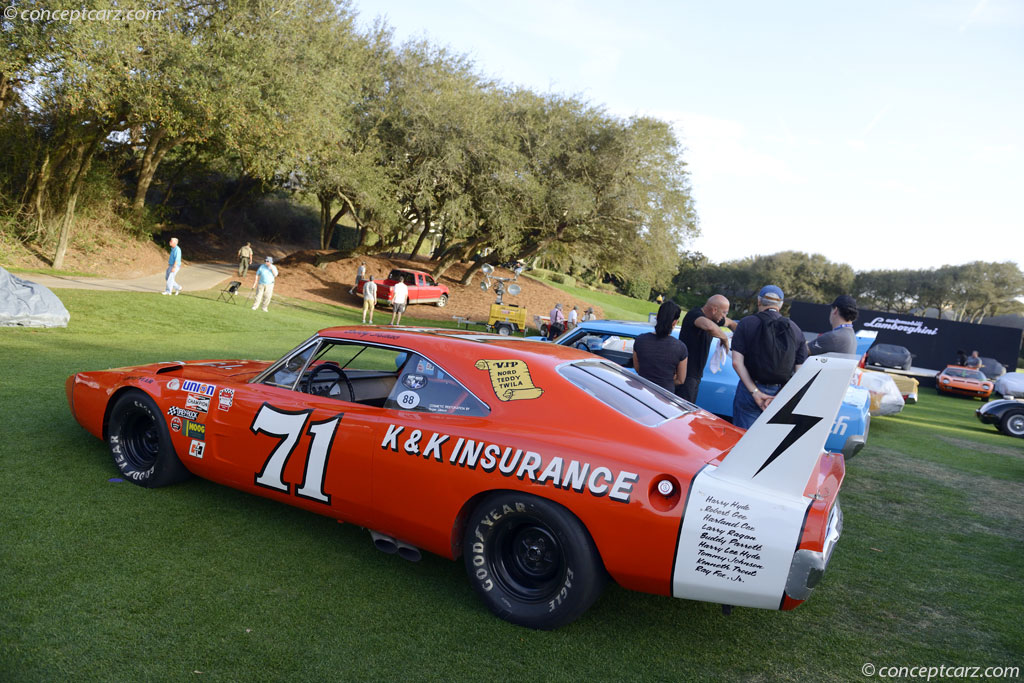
left=495, top=323, right=513, bottom=336
left=1000, top=410, right=1024, bottom=438
left=436, top=294, right=448, bottom=308
left=463, top=492, right=606, bottom=630
left=107, top=390, right=191, bottom=487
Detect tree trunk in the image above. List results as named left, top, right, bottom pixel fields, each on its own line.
left=460, top=258, right=491, bottom=286
left=431, top=235, right=486, bottom=279
left=409, top=206, right=431, bottom=258
left=133, top=128, right=183, bottom=212
left=216, top=174, right=255, bottom=232
left=52, top=134, right=102, bottom=270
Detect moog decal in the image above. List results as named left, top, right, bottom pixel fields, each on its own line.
left=184, top=420, right=206, bottom=441
left=380, top=423, right=638, bottom=503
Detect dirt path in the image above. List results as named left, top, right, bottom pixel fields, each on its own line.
left=17, top=252, right=604, bottom=327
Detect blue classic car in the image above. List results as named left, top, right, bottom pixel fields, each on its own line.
left=545, top=320, right=870, bottom=458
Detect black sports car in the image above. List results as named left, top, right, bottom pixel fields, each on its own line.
left=976, top=399, right=1024, bottom=438
left=866, top=343, right=914, bottom=371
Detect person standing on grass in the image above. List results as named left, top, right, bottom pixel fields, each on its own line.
left=390, top=275, right=409, bottom=325
left=362, top=274, right=377, bottom=324
left=676, top=294, right=737, bottom=402
left=251, top=257, right=279, bottom=312
left=548, top=303, right=566, bottom=339
left=568, top=305, right=579, bottom=330
left=807, top=295, right=858, bottom=356
left=632, top=300, right=688, bottom=393
left=730, top=285, right=807, bottom=429
left=163, top=237, right=183, bottom=295
left=237, top=242, right=253, bottom=277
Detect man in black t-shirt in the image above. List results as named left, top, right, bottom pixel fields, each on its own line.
left=731, top=285, right=808, bottom=429
left=677, top=294, right=737, bottom=402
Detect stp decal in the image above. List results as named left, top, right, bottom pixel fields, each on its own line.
left=474, top=360, right=543, bottom=401
left=380, top=423, right=637, bottom=503
left=181, top=380, right=216, bottom=397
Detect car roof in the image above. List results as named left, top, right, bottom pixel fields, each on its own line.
left=389, top=268, right=430, bottom=276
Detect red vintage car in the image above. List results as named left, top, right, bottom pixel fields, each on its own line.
left=356, top=268, right=449, bottom=308
left=66, top=327, right=855, bottom=629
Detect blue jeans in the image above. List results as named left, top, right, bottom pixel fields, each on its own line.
left=732, top=382, right=782, bottom=429
left=165, top=266, right=182, bottom=293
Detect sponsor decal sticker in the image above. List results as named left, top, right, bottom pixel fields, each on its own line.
left=185, top=393, right=211, bottom=413
left=167, top=379, right=180, bottom=390
left=184, top=420, right=206, bottom=441
left=218, top=388, right=234, bottom=411
left=181, top=380, right=216, bottom=396
left=474, top=359, right=544, bottom=401
left=168, top=406, right=199, bottom=420
left=170, top=416, right=182, bottom=432
left=189, top=440, right=205, bottom=458
left=402, top=374, right=427, bottom=390
left=379, top=423, right=638, bottom=503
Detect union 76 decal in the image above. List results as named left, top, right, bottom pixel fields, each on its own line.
left=250, top=404, right=342, bottom=505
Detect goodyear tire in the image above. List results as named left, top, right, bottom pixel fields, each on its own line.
left=463, top=492, right=605, bottom=630
left=436, top=294, right=448, bottom=308
left=1000, top=411, right=1024, bottom=438
left=107, top=390, right=191, bottom=487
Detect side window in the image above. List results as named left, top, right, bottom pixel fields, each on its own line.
left=261, top=340, right=405, bottom=407
left=424, top=274, right=436, bottom=287
left=385, top=354, right=490, bottom=417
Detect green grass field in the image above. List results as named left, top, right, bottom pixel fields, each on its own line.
left=2, top=289, right=1022, bottom=681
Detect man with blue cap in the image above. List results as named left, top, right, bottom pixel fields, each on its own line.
left=730, top=285, right=807, bottom=429
left=251, top=256, right=279, bottom=312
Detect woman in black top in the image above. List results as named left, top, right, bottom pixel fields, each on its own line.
left=632, top=301, right=688, bottom=393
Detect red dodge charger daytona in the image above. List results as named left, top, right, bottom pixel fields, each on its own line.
left=66, top=326, right=855, bottom=629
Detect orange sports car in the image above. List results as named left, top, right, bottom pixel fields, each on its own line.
left=936, top=365, right=994, bottom=399
left=66, top=327, right=855, bottom=629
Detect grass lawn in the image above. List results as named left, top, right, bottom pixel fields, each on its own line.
left=523, top=273, right=660, bottom=321
left=2, top=288, right=1022, bottom=681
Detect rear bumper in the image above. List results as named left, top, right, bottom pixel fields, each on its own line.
left=785, top=501, right=842, bottom=601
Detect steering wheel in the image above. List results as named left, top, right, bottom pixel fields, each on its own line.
left=307, top=363, right=355, bottom=402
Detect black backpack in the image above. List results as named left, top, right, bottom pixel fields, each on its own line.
left=751, top=310, right=799, bottom=384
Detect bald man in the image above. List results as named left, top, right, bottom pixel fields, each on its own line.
left=676, top=294, right=738, bottom=402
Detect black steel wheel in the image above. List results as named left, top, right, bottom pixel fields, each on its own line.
left=107, top=390, right=191, bottom=487
left=463, top=492, right=605, bottom=629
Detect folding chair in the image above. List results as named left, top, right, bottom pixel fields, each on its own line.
left=217, top=281, right=242, bottom=304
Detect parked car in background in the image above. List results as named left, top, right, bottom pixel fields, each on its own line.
left=65, top=326, right=856, bottom=629
left=976, top=398, right=1024, bottom=438
left=994, top=373, right=1024, bottom=399
left=936, top=365, right=994, bottom=399
left=545, top=320, right=870, bottom=458
left=865, top=343, right=914, bottom=371
left=977, top=357, right=1006, bottom=380
left=356, top=268, right=449, bottom=308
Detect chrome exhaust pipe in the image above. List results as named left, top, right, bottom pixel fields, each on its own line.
left=396, top=540, right=421, bottom=563
left=369, top=530, right=398, bottom=554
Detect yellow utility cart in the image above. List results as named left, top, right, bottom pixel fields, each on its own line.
left=487, top=303, right=527, bottom=336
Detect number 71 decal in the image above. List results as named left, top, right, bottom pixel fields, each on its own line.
left=251, top=403, right=341, bottom=504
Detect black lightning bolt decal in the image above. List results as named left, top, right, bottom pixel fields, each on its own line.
left=753, top=370, right=823, bottom=477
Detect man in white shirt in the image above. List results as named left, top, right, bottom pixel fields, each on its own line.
left=390, top=276, right=409, bottom=325
left=251, top=257, right=279, bottom=312
left=568, top=305, right=579, bottom=330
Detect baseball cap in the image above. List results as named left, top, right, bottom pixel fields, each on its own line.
left=758, top=285, right=784, bottom=303
left=831, top=294, right=857, bottom=310
left=265, top=256, right=273, bottom=264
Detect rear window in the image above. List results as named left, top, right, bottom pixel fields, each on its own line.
left=559, top=360, right=694, bottom=426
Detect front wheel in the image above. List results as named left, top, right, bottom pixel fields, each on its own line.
left=436, top=294, right=448, bottom=308
left=107, top=390, right=192, bottom=487
left=463, top=492, right=606, bottom=630
left=1000, top=410, right=1024, bottom=438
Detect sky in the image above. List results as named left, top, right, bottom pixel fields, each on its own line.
left=353, top=0, right=1023, bottom=273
